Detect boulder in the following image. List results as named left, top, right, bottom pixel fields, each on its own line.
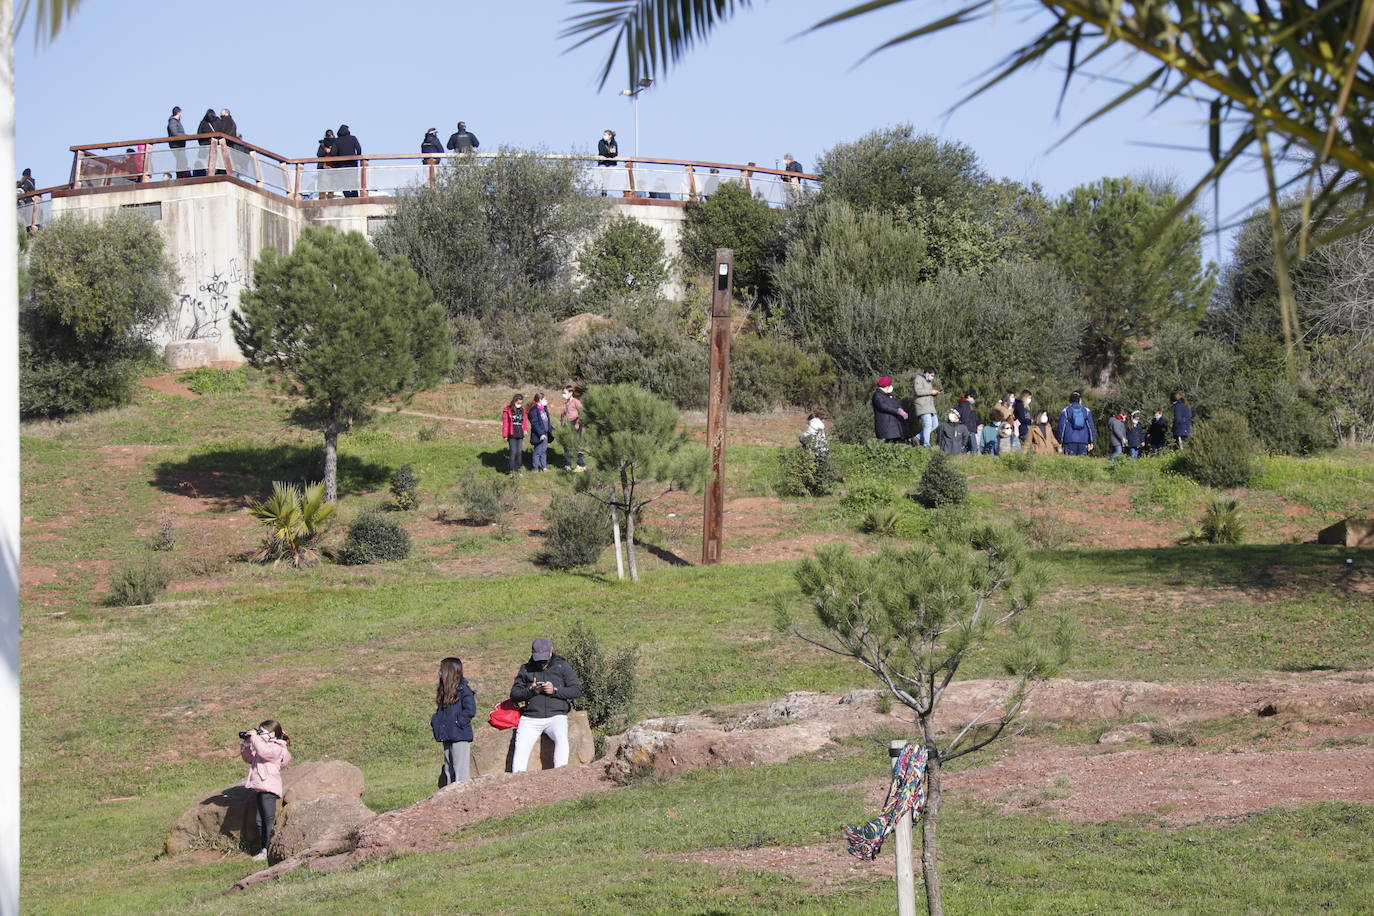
left=163, top=339, right=218, bottom=370
left=282, top=760, right=365, bottom=807
left=470, top=710, right=595, bottom=777
left=268, top=793, right=375, bottom=862
left=605, top=721, right=832, bottom=783
left=1317, top=518, right=1374, bottom=548
left=164, top=784, right=261, bottom=855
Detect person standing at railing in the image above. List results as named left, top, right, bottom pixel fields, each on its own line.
left=16, top=168, right=33, bottom=194
left=597, top=129, right=619, bottom=196
left=193, top=108, right=217, bottom=177
left=314, top=129, right=336, bottom=199
left=167, top=107, right=189, bottom=179
left=333, top=125, right=362, bottom=198
left=446, top=121, right=479, bottom=153
left=782, top=153, right=804, bottom=204
left=421, top=128, right=443, bottom=165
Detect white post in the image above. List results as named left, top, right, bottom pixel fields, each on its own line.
left=0, top=2, right=22, bottom=911
left=633, top=94, right=640, bottom=158
left=610, top=504, right=625, bottom=581
left=890, top=740, right=917, bottom=916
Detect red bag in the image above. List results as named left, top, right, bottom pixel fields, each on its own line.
left=488, top=699, right=522, bottom=730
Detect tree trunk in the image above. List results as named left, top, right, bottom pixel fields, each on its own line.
left=323, top=414, right=340, bottom=503
left=624, top=504, right=639, bottom=582
left=610, top=500, right=625, bottom=580
left=919, top=719, right=944, bottom=916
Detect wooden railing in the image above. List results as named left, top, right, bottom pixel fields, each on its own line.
left=62, top=135, right=820, bottom=208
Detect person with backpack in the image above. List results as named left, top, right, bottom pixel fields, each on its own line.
left=431, top=657, right=477, bottom=788
left=501, top=393, right=528, bottom=474
left=1126, top=410, right=1146, bottom=459
left=1056, top=391, right=1096, bottom=456
left=1108, top=410, right=1128, bottom=459
left=1172, top=392, right=1194, bottom=447
left=1147, top=408, right=1170, bottom=456
left=509, top=638, right=582, bottom=772
left=871, top=377, right=907, bottom=443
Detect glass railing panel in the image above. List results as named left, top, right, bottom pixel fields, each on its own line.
left=364, top=164, right=429, bottom=195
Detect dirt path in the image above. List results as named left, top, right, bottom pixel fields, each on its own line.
left=139, top=374, right=198, bottom=399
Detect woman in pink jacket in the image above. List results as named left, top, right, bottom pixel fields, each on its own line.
left=240, top=719, right=292, bottom=861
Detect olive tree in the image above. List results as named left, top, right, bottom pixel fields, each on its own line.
left=233, top=228, right=451, bottom=501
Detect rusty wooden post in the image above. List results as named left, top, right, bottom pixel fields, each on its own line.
left=702, top=248, right=734, bottom=565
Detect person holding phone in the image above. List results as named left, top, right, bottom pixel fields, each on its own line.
left=508, top=638, right=581, bottom=772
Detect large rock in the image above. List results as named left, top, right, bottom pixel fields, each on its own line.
left=606, top=721, right=832, bottom=783
left=1318, top=517, right=1374, bottom=548
left=470, top=710, right=595, bottom=777
left=164, top=784, right=262, bottom=855
left=165, top=759, right=368, bottom=858
left=163, top=339, right=218, bottom=370
left=268, top=793, right=374, bottom=862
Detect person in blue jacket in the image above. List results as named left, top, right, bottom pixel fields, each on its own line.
left=527, top=392, right=553, bottom=472
left=431, top=657, right=477, bottom=788
left=1056, top=391, right=1096, bottom=456
left=1172, top=392, right=1194, bottom=447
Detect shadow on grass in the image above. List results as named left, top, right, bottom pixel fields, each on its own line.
left=1046, top=543, right=1373, bottom=591
left=152, top=444, right=391, bottom=510
left=636, top=539, right=694, bottom=568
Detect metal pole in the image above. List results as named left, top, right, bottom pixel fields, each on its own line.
left=634, top=93, right=640, bottom=158
left=702, top=249, right=734, bottom=565
left=890, top=740, right=917, bottom=916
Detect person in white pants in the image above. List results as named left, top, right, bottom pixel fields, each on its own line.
left=508, top=637, right=583, bottom=773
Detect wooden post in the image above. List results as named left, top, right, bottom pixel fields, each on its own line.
left=701, top=248, right=734, bottom=565
left=359, top=157, right=368, bottom=198
left=292, top=162, right=303, bottom=200
left=890, top=740, right=918, bottom=916
left=625, top=160, right=636, bottom=198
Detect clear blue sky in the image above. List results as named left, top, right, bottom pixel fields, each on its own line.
left=17, top=0, right=1269, bottom=253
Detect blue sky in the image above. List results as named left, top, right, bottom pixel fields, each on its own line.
left=17, top=0, right=1269, bottom=254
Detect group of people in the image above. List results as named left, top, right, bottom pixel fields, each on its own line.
left=873, top=372, right=1195, bottom=458
left=501, top=385, right=588, bottom=474
left=238, top=637, right=581, bottom=863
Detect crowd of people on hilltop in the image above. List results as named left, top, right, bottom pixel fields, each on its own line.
left=871, top=372, right=1194, bottom=458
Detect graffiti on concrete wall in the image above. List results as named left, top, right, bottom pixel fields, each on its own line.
left=170, top=254, right=248, bottom=341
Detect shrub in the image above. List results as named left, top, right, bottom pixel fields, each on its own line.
left=561, top=621, right=639, bottom=733
left=832, top=407, right=873, bottom=445
left=1131, top=472, right=1202, bottom=517
left=1198, top=498, right=1244, bottom=544
left=539, top=492, right=612, bottom=569
left=246, top=481, right=335, bottom=568
left=913, top=451, right=968, bottom=508
left=775, top=442, right=839, bottom=498
left=337, top=510, right=412, bottom=565
left=1013, top=514, right=1073, bottom=549
left=892, top=504, right=973, bottom=541
left=1178, top=411, right=1256, bottom=488
left=455, top=469, right=518, bottom=526
left=862, top=505, right=901, bottom=536
left=837, top=439, right=931, bottom=480
left=178, top=367, right=248, bottom=395
left=389, top=464, right=421, bottom=511
left=471, top=309, right=567, bottom=385
left=104, top=559, right=170, bottom=607
left=729, top=335, right=836, bottom=413
left=578, top=215, right=671, bottom=320
left=150, top=520, right=175, bottom=552
left=840, top=481, right=899, bottom=517
left=567, top=321, right=707, bottom=409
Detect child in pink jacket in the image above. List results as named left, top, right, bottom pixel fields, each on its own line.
left=240, top=719, right=292, bottom=861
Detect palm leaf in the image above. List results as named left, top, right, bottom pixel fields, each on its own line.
left=17, top=0, right=85, bottom=43
left=561, top=0, right=754, bottom=89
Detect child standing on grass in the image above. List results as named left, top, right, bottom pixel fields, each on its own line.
left=560, top=385, right=586, bottom=472
left=528, top=393, right=553, bottom=472
left=431, top=657, right=477, bottom=788
left=1148, top=408, right=1170, bottom=456
left=1126, top=410, right=1146, bottom=459
left=501, top=393, right=527, bottom=475
left=240, top=720, right=291, bottom=862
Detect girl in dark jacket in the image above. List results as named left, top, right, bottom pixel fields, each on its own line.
left=528, top=392, right=553, bottom=472
left=1126, top=411, right=1146, bottom=459
left=1148, top=409, right=1170, bottom=455
left=501, top=394, right=528, bottom=474
left=431, top=657, right=477, bottom=787
left=315, top=129, right=336, bottom=199
left=1172, top=392, right=1193, bottom=446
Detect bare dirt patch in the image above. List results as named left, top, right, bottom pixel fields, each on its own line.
left=139, top=374, right=199, bottom=399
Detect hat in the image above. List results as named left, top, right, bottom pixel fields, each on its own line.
left=530, top=638, right=553, bottom=661
left=948, top=409, right=960, bottom=422
left=427, top=127, right=437, bottom=133
left=877, top=377, right=892, bottom=388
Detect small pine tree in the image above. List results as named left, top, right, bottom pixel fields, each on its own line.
left=914, top=451, right=968, bottom=508
left=389, top=464, right=421, bottom=510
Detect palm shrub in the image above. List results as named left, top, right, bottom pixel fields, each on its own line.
left=914, top=451, right=968, bottom=508
left=1177, top=411, right=1256, bottom=489
left=337, top=510, right=411, bottom=564
left=389, top=464, right=421, bottom=510
left=246, top=481, right=335, bottom=568
left=1198, top=498, right=1245, bottom=544
left=862, top=505, right=902, bottom=537
left=539, top=492, right=613, bottom=569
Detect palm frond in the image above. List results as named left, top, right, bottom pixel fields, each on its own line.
left=16, top=0, right=85, bottom=43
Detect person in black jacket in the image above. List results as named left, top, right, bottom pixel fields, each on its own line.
left=937, top=409, right=970, bottom=455
left=167, top=107, right=189, bottom=178
left=192, top=108, right=217, bottom=176
left=1171, top=392, right=1193, bottom=447
left=1013, top=389, right=1033, bottom=447
left=509, top=638, right=582, bottom=772
left=421, top=127, right=443, bottom=164
left=871, top=377, right=907, bottom=442
left=447, top=121, right=479, bottom=153
left=1147, top=408, right=1170, bottom=456
left=598, top=129, right=618, bottom=165
left=1126, top=410, right=1146, bottom=459
left=956, top=392, right=980, bottom=453
left=333, top=125, right=362, bottom=197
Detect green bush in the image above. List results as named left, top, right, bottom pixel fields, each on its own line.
left=104, top=559, right=171, bottom=607
left=568, top=321, right=707, bottom=409
left=775, top=442, right=839, bottom=497
left=861, top=505, right=901, bottom=536
left=177, top=367, right=248, bottom=395
left=470, top=309, right=567, bottom=386
left=913, top=451, right=968, bottom=508
left=150, top=520, right=175, bottom=553
left=455, top=469, right=518, bottom=526
left=836, top=439, right=931, bottom=480
left=729, top=335, right=836, bottom=413
left=840, top=481, right=899, bottom=517
left=892, top=504, right=973, bottom=541
left=336, top=511, right=412, bottom=565
left=389, top=464, right=421, bottom=511
left=539, top=492, right=612, bottom=569
left=561, top=621, right=639, bottom=733
left=1178, top=411, right=1256, bottom=489
left=1198, top=498, right=1245, bottom=544
left=832, top=407, right=873, bottom=445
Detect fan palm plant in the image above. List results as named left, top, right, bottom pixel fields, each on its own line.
left=245, top=481, right=335, bottom=568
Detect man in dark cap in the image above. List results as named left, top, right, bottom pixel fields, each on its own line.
left=447, top=121, right=479, bottom=153
left=508, top=638, right=582, bottom=772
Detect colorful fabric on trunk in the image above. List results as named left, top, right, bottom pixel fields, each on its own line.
left=842, top=743, right=928, bottom=861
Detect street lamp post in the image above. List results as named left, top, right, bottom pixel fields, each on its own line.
left=619, top=76, right=654, bottom=157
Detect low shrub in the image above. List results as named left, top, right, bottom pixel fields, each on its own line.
left=539, top=492, right=613, bottom=569
left=561, top=621, right=639, bottom=734
left=913, top=451, right=968, bottom=508
left=832, top=407, right=873, bottom=445
left=1177, top=411, right=1256, bottom=489
left=1131, top=472, right=1203, bottom=517
left=892, top=504, right=972, bottom=541
left=177, top=367, right=248, bottom=395
left=104, top=559, right=170, bottom=607
left=336, top=511, right=411, bottom=565
left=836, top=439, right=931, bottom=481
left=775, top=442, right=840, bottom=497
left=841, top=481, right=899, bottom=517
left=1198, top=498, right=1244, bottom=545
left=568, top=321, right=707, bottom=409
left=1148, top=724, right=1198, bottom=747
left=1013, top=514, right=1074, bottom=549
left=861, top=505, right=901, bottom=537
left=389, top=464, right=421, bottom=510
left=455, top=468, right=518, bottom=526
left=729, top=335, right=836, bottom=413
left=150, top=520, right=175, bottom=552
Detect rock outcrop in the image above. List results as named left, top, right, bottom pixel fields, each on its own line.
left=470, top=710, right=595, bottom=776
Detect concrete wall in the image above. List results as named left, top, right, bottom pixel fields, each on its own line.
left=48, top=179, right=688, bottom=366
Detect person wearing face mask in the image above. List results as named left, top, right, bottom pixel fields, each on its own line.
left=1026, top=411, right=1061, bottom=455
left=871, top=377, right=908, bottom=443
left=528, top=392, right=553, bottom=472
left=957, top=391, right=980, bottom=453
left=501, top=393, right=528, bottom=474
left=937, top=409, right=970, bottom=456
left=912, top=369, right=940, bottom=447
left=559, top=386, right=586, bottom=472
left=597, top=129, right=618, bottom=166
left=1014, top=389, right=1033, bottom=449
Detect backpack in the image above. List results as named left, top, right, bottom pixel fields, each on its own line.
left=1068, top=404, right=1087, bottom=430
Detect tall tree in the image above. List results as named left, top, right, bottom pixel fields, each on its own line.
left=577, top=214, right=671, bottom=320
left=815, top=125, right=990, bottom=215
left=1042, top=177, right=1215, bottom=386
left=680, top=181, right=781, bottom=298
left=233, top=228, right=451, bottom=501
left=781, top=528, right=1072, bottom=916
